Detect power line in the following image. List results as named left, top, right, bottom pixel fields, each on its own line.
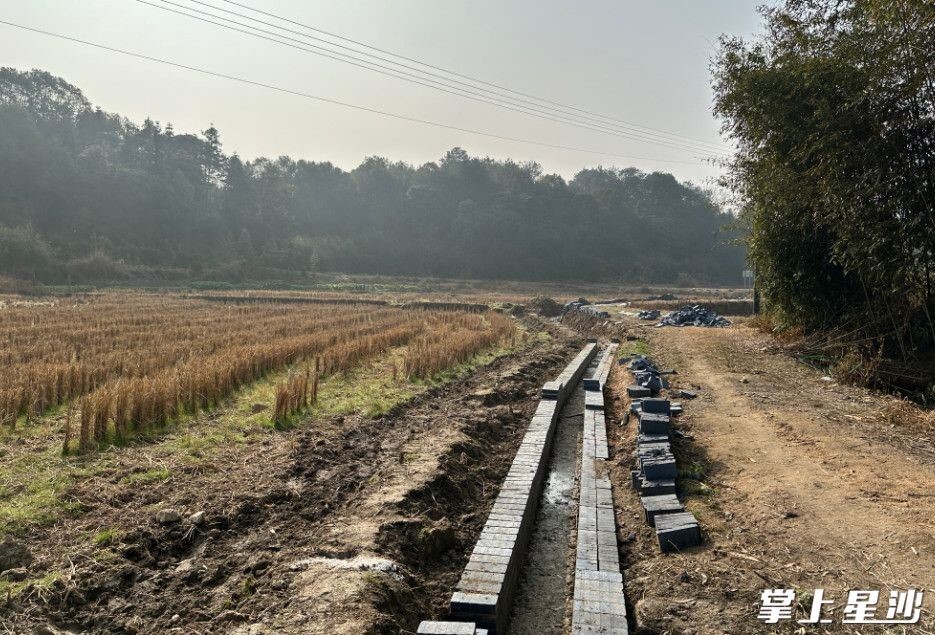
left=170, top=0, right=730, bottom=154
left=214, top=0, right=731, bottom=153
left=0, top=20, right=713, bottom=168
left=138, top=0, right=727, bottom=157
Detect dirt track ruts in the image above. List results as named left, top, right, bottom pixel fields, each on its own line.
left=607, top=319, right=935, bottom=634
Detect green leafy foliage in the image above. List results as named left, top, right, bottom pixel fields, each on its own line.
left=713, top=0, right=935, bottom=399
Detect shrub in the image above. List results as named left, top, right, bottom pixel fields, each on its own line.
left=67, top=250, right=132, bottom=282
left=0, top=224, right=58, bottom=280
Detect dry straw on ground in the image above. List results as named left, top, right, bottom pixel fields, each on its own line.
left=0, top=292, right=515, bottom=453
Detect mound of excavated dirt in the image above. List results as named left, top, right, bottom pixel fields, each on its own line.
left=528, top=296, right=563, bottom=317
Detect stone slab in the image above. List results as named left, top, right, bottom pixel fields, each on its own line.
left=656, top=511, right=701, bottom=552
left=626, top=385, right=651, bottom=398
left=638, top=412, right=671, bottom=435
left=639, top=398, right=671, bottom=415
left=640, top=494, right=684, bottom=526
left=638, top=477, right=676, bottom=496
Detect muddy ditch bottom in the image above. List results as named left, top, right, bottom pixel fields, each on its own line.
left=508, top=358, right=594, bottom=634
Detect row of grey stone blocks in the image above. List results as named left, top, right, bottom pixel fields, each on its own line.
left=628, top=388, right=702, bottom=553
left=573, top=344, right=629, bottom=635
left=418, top=343, right=598, bottom=635
left=583, top=343, right=616, bottom=393
left=542, top=342, right=599, bottom=402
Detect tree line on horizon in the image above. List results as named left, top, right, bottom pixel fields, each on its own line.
left=0, top=68, right=744, bottom=286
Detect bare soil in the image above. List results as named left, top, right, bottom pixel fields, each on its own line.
left=508, top=360, right=595, bottom=634
left=6, top=302, right=934, bottom=635
left=606, top=318, right=935, bottom=634
left=2, top=319, right=578, bottom=634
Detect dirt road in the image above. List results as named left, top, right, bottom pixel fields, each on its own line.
left=608, top=320, right=935, bottom=634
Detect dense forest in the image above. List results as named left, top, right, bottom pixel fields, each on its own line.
left=0, top=68, right=743, bottom=286
left=714, top=0, right=934, bottom=399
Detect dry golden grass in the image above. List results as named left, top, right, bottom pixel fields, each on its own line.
left=0, top=292, right=515, bottom=453
left=274, top=366, right=315, bottom=424
left=881, top=398, right=935, bottom=434
left=403, top=312, right=515, bottom=379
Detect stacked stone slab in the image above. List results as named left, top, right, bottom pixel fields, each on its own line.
left=624, top=358, right=702, bottom=554
left=542, top=343, right=599, bottom=400
left=624, top=355, right=668, bottom=398
left=583, top=345, right=616, bottom=393
left=573, top=344, right=629, bottom=634
left=418, top=343, right=597, bottom=635
left=564, top=300, right=611, bottom=319
left=417, top=622, right=488, bottom=635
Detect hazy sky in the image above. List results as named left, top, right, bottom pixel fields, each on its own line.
left=0, top=1, right=767, bottom=185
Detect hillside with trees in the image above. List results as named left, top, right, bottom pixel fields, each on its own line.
left=0, top=68, right=743, bottom=286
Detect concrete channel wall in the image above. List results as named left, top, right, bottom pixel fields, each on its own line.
left=572, top=343, right=630, bottom=635
left=418, top=342, right=598, bottom=635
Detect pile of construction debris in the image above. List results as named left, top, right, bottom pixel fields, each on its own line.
left=658, top=304, right=731, bottom=327
left=623, top=355, right=676, bottom=400
left=622, top=354, right=701, bottom=553
left=563, top=299, right=610, bottom=319
left=637, top=309, right=660, bottom=320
